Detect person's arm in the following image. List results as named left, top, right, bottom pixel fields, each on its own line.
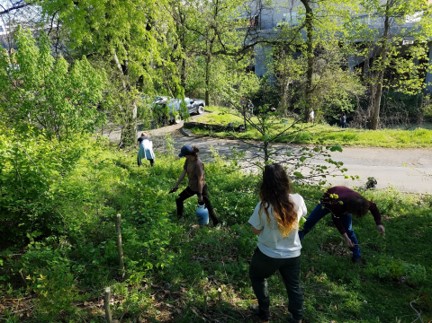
left=369, top=201, right=385, bottom=235
left=170, top=169, right=186, bottom=193
left=248, top=202, right=264, bottom=235
left=332, top=215, right=347, bottom=235
left=250, top=224, right=262, bottom=235
left=196, top=163, right=205, bottom=203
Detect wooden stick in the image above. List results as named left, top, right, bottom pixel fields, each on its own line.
left=104, top=287, right=112, bottom=323
left=115, top=214, right=125, bottom=279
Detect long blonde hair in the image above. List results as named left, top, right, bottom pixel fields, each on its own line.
left=259, top=164, right=297, bottom=237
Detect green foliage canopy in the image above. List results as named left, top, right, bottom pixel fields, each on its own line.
left=0, top=29, right=106, bottom=141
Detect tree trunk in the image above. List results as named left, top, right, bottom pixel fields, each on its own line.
left=113, top=51, right=137, bottom=146
left=263, top=140, right=269, bottom=164
left=180, top=57, right=187, bottom=90
left=369, top=72, right=384, bottom=129
left=368, top=0, right=391, bottom=130
left=205, top=53, right=211, bottom=106
left=178, top=11, right=187, bottom=90
left=300, top=0, right=314, bottom=123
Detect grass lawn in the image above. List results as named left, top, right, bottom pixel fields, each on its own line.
left=193, top=106, right=432, bottom=148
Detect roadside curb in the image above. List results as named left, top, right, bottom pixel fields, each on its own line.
left=179, top=127, right=192, bottom=137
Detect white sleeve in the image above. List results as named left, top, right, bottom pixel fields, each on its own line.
left=248, top=202, right=264, bottom=230
left=291, top=194, right=307, bottom=218
left=299, top=195, right=307, bottom=217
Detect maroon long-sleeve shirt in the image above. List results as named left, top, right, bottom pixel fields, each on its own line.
left=322, top=186, right=382, bottom=235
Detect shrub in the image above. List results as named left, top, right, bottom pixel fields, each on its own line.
left=0, top=128, right=87, bottom=248
left=365, top=256, right=427, bottom=286
left=19, top=238, right=80, bottom=321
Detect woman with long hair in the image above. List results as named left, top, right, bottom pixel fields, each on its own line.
left=248, top=163, right=307, bottom=323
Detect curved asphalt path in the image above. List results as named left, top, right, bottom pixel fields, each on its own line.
left=169, top=131, right=432, bottom=194
left=107, top=120, right=432, bottom=194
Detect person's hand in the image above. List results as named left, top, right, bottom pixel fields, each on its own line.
left=377, top=224, right=385, bottom=235
left=197, top=193, right=204, bottom=204
left=169, top=186, right=178, bottom=193
left=343, top=233, right=354, bottom=248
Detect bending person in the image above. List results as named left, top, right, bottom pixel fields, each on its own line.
left=137, top=132, right=155, bottom=167
left=299, top=186, right=385, bottom=263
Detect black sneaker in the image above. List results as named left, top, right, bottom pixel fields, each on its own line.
left=352, top=257, right=366, bottom=266
left=288, top=318, right=303, bottom=323
left=251, top=306, right=270, bottom=322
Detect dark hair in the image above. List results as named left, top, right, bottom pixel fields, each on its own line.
left=192, top=146, right=199, bottom=154
left=344, top=197, right=370, bottom=217
left=259, top=163, right=297, bottom=236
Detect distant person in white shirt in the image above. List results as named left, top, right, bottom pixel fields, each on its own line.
left=137, top=132, right=155, bottom=167
left=248, top=163, right=307, bottom=323
left=309, top=110, right=315, bottom=123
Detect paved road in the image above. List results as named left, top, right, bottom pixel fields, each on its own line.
left=108, top=121, right=432, bottom=194
left=170, top=133, right=432, bottom=194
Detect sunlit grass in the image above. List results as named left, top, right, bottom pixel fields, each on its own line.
left=196, top=106, right=432, bottom=148
left=2, top=132, right=431, bottom=321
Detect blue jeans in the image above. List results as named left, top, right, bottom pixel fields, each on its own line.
left=299, top=204, right=361, bottom=260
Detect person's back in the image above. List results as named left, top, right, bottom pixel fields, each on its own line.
left=137, top=132, right=155, bottom=166
left=184, top=157, right=205, bottom=192
left=248, top=164, right=306, bottom=322
left=299, top=185, right=385, bottom=264
left=251, top=193, right=305, bottom=258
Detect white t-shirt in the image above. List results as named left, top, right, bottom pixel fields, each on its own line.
left=248, top=193, right=307, bottom=259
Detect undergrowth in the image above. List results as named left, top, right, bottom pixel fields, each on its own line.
left=0, top=132, right=431, bottom=322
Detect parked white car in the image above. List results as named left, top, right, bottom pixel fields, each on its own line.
left=153, top=96, right=205, bottom=124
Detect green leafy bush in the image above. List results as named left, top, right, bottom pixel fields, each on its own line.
left=0, top=29, right=106, bottom=141
left=19, top=238, right=80, bottom=321
left=365, top=256, right=427, bottom=286
left=0, top=127, right=86, bottom=247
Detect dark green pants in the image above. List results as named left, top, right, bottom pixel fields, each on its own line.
left=249, top=247, right=303, bottom=320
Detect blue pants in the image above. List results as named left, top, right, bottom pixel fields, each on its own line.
left=299, top=204, right=361, bottom=260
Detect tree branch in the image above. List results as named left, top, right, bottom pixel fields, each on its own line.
left=0, top=1, right=28, bottom=15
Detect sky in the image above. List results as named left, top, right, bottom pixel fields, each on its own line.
left=0, top=0, right=42, bottom=34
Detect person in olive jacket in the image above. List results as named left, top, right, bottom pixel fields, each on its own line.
left=299, top=186, right=385, bottom=263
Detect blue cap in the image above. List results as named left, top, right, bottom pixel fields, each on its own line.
left=178, top=145, right=193, bottom=157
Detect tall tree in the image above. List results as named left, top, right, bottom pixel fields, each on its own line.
left=351, top=0, right=432, bottom=129
left=174, top=0, right=252, bottom=105
left=273, top=0, right=364, bottom=122
left=299, top=0, right=315, bottom=122
left=0, top=29, right=105, bottom=140
left=32, top=0, right=180, bottom=146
